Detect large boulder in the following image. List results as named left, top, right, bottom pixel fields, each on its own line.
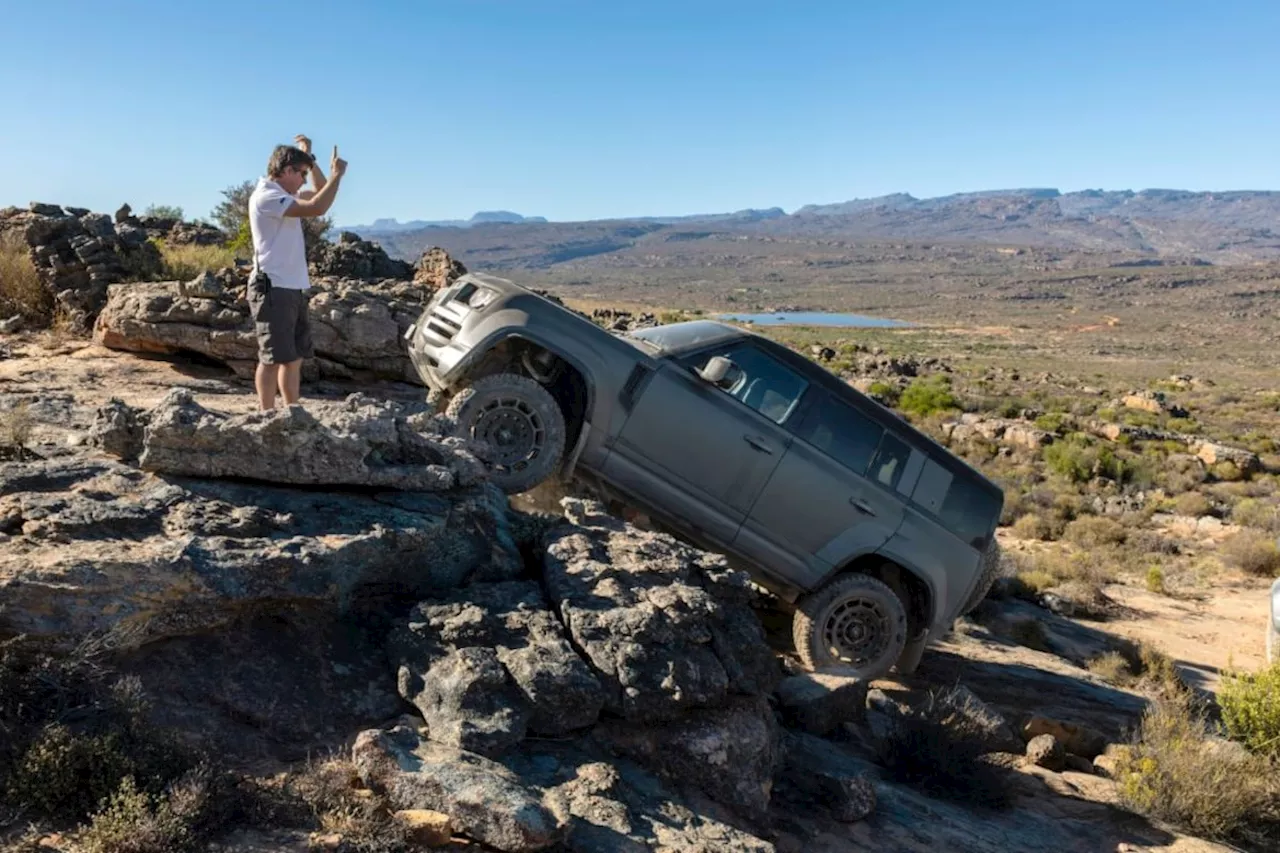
left=389, top=580, right=605, bottom=755
left=540, top=498, right=780, bottom=723
left=0, top=453, right=520, bottom=644
left=352, top=726, right=566, bottom=853
left=128, top=388, right=486, bottom=490
left=93, top=275, right=429, bottom=383
left=593, top=695, right=781, bottom=816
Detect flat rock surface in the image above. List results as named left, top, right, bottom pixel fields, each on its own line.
left=0, top=455, right=520, bottom=644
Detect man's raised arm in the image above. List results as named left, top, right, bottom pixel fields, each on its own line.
left=286, top=146, right=347, bottom=218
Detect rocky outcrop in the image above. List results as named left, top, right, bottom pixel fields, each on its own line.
left=414, top=246, right=468, bottom=293
left=310, top=231, right=414, bottom=280
left=388, top=580, right=606, bottom=756
left=942, top=413, right=1054, bottom=451
left=1192, top=439, right=1261, bottom=474
left=0, top=453, right=520, bottom=644
left=126, top=389, right=485, bottom=490
left=93, top=274, right=429, bottom=382
left=542, top=498, right=781, bottom=723
left=1119, top=389, right=1188, bottom=418
left=0, top=202, right=164, bottom=330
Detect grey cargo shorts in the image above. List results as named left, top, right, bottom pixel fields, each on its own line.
left=248, top=286, right=314, bottom=364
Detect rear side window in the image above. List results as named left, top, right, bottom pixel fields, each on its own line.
left=939, top=476, right=1001, bottom=547
left=793, top=394, right=884, bottom=474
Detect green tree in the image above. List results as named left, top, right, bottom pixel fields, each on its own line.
left=142, top=204, right=184, bottom=221
left=210, top=180, right=331, bottom=260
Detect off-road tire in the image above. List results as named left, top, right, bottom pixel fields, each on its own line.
left=792, top=573, right=909, bottom=680
left=446, top=372, right=566, bottom=494
left=960, top=538, right=1003, bottom=616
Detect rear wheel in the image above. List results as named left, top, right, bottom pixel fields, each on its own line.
left=446, top=372, right=566, bottom=494
left=792, top=573, right=908, bottom=680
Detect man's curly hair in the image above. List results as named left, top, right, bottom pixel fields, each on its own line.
left=266, top=144, right=314, bottom=178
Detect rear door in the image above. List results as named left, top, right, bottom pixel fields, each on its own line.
left=733, top=390, right=912, bottom=590
left=600, top=339, right=810, bottom=545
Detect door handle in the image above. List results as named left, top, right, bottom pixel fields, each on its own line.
left=743, top=434, right=774, bottom=454
left=850, top=497, right=877, bottom=516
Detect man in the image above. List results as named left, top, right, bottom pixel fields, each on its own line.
left=247, top=134, right=348, bottom=410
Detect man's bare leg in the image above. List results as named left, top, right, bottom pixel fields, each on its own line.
left=255, top=362, right=278, bottom=410
left=278, top=360, right=303, bottom=405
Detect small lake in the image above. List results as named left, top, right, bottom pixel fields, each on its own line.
left=713, top=311, right=912, bottom=328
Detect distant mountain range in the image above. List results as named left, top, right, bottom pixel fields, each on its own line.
left=343, top=188, right=1280, bottom=268
left=343, top=210, right=549, bottom=232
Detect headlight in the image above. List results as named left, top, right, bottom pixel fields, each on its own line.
left=467, top=286, right=498, bottom=309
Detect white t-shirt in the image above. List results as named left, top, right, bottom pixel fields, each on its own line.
left=248, top=177, right=310, bottom=290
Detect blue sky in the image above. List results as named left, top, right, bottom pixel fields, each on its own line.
left=1, top=0, right=1277, bottom=226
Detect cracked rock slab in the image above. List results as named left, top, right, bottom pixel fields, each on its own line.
left=113, top=388, right=487, bottom=491
left=540, top=498, right=779, bottom=723
left=389, top=580, right=605, bottom=755
left=352, top=725, right=565, bottom=853
left=0, top=456, right=520, bottom=645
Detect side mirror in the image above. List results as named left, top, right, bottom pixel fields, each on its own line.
left=698, top=356, right=740, bottom=388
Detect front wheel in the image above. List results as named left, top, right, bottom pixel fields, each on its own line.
left=792, top=573, right=908, bottom=680
left=446, top=372, right=566, bottom=494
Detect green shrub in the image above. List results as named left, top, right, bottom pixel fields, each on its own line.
left=899, top=376, right=959, bottom=417
left=867, top=381, right=901, bottom=405
left=76, top=774, right=196, bottom=853
left=1146, top=564, right=1166, bottom=594
left=1034, top=412, right=1067, bottom=433
left=1219, top=663, right=1280, bottom=758
left=1232, top=498, right=1280, bottom=532
left=1044, top=434, right=1145, bottom=485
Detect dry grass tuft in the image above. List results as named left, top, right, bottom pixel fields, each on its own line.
left=155, top=241, right=238, bottom=281
left=1219, top=529, right=1280, bottom=577
left=0, top=233, right=51, bottom=324
left=876, top=686, right=1013, bottom=809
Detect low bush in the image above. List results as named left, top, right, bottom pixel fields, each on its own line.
left=1232, top=498, right=1280, bottom=533
left=876, top=686, right=1013, bottom=809
left=1219, top=662, right=1280, bottom=759
left=1146, top=564, right=1166, bottom=594
left=1115, top=696, right=1280, bottom=848
left=1063, top=516, right=1128, bottom=549
left=1011, top=513, right=1053, bottom=541
left=899, top=376, right=959, bottom=417
left=1219, top=529, right=1280, bottom=577
left=1172, top=491, right=1212, bottom=518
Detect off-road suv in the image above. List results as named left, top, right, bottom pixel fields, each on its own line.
left=406, top=272, right=1005, bottom=679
